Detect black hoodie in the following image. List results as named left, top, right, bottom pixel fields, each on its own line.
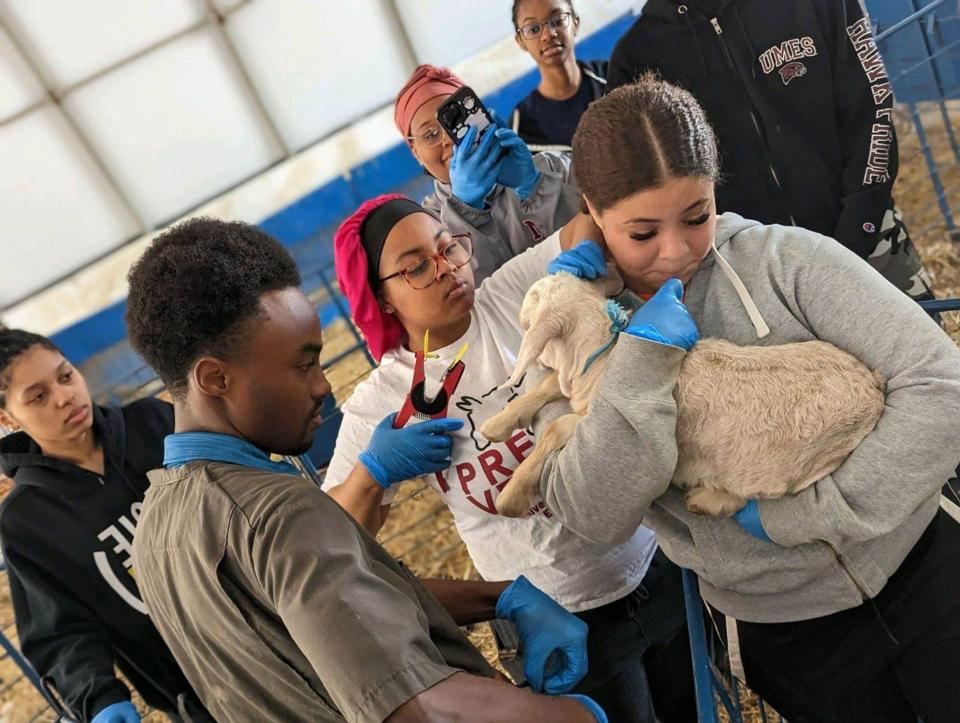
left=607, top=0, right=898, bottom=259
left=0, top=399, right=203, bottom=721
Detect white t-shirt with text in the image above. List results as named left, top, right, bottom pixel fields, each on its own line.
left=324, top=233, right=657, bottom=612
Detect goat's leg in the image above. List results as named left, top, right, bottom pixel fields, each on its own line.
left=684, top=486, right=747, bottom=518
left=496, top=413, right=581, bottom=518
left=480, top=371, right=563, bottom=443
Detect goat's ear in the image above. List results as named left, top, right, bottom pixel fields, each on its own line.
left=518, top=289, right=541, bottom=331
left=591, top=263, right=624, bottom=298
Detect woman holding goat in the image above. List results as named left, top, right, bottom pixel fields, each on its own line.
left=525, top=76, right=960, bottom=723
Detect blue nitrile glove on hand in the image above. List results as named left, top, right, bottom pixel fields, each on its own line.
left=562, top=694, right=609, bottom=723
left=493, top=128, right=540, bottom=201
left=734, top=499, right=772, bottom=542
left=359, top=414, right=464, bottom=489
left=625, top=278, right=699, bottom=351
left=547, top=240, right=606, bottom=279
left=496, top=575, right=588, bottom=694
left=92, top=701, right=140, bottom=723
left=449, top=124, right=503, bottom=209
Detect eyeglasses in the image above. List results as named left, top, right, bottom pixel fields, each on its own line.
left=406, top=120, right=445, bottom=148
left=517, top=11, right=574, bottom=40
left=379, top=233, right=473, bottom=290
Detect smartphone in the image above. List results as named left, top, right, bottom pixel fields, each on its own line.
left=436, top=86, right=495, bottom=148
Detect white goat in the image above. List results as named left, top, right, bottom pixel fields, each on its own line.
left=480, top=271, right=886, bottom=518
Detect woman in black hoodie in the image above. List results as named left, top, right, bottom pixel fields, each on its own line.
left=606, top=0, right=934, bottom=302
left=0, top=329, right=208, bottom=723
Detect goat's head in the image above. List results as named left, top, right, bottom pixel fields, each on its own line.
left=504, top=264, right=623, bottom=394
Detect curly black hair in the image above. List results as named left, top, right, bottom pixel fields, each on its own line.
left=0, top=329, right=59, bottom=408
left=512, top=0, right=576, bottom=30
left=126, top=217, right=301, bottom=398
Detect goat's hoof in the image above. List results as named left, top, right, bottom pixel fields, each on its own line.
left=480, top=414, right=516, bottom=443
left=495, top=480, right=536, bottom=518
left=684, top=488, right=746, bottom=518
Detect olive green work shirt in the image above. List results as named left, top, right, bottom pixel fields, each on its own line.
left=133, top=462, right=493, bottom=722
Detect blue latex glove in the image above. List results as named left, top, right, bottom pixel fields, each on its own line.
left=449, top=124, right=502, bottom=209
left=734, top=499, right=772, bottom=542
left=496, top=575, right=588, bottom=694
left=92, top=701, right=140, bottom=723
left=493, top=128, right=540, bottom=201
left=547, top=240, right=606, bottom=279
left=359, top=414, right=464, bottom=489
left=625, top=278, right=700, bottom=351
left=562, top=694, right=609, bottom=723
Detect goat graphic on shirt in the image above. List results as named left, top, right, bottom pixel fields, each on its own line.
left=433, top=378, right=553, bottom=518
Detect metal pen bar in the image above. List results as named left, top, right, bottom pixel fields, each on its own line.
left=910, top=103, right=957, bottom=231
left=394, top=521, right=457, bottom=561
left=710, top=664, right=742, bottom=722
left=316, top=266, right=376, bottom=367
left=681, top=569, right=720, bottom=723
left=0, top=630, right=51, bottom=707
left=875, top=0, right=947, bottom=41
left=379, top=505, right=447, bottom=545
left=888, top=37, right=960, bottom=84
left=321, top=342, right=369, bottom=371
left=919, top=298, right=960, bottom=312
left=391, top=484, right=431, bottom=507
left=938, top=99, right=960, bottom=163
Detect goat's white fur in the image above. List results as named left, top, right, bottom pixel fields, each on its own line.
left=481, top=271, right=886, bottom=518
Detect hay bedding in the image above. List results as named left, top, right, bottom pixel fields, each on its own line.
left=0, top=108, right=956, bottom=721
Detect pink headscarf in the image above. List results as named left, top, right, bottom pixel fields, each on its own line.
left=334, top=194, right=410, bottom=361
left=394, top=64, right=465, bottom=140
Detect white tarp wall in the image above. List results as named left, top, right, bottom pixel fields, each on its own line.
left=0, top=0, right=636, bottom=330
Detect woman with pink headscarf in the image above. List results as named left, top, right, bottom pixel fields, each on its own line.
left=395, top=64, right=580, bottom=283
left=325, top=194, right=696, bottom=722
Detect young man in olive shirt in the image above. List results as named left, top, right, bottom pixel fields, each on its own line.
left=125, top=218, right=607, bottom=723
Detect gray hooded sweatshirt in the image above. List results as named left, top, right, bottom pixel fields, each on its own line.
left=538, top=212, right=960, bottom=624
left=422, top=152, right=580, bottom=283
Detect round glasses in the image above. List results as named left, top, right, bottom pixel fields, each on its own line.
left=517, top=11, right=573, bottom=40
left=379, top=233, right=473, bottom=290
left=406, top=120, right=446, bottom=148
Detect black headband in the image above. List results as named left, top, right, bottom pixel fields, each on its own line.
left=360, top=198, right=424, bottom=285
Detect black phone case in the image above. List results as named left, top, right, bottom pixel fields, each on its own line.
left=436, top=86, right=494, bottom=147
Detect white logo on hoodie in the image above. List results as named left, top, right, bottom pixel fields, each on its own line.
left=94, top=502, right=147, bottom=614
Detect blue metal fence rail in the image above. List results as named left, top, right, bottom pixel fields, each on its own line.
left=869, top=0, right=960, bottom=239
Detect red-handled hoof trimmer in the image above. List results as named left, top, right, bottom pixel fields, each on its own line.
left=393, top=330, right=468, bottom=428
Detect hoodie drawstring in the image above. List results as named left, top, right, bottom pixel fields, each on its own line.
left=710, top=243, right=770, bottom=339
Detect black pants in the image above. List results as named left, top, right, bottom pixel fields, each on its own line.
left=732, top=508, right=960, bottom=723
left=573, top=548, right=697, bottom=723
left=944, top=466, right=959, bottom=506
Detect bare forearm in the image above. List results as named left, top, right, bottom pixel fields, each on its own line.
left=326, top=464, right=389, bottom=535
left=421, top=579, right=510, bottom=625
left=387, top=672, right=597, bottom=722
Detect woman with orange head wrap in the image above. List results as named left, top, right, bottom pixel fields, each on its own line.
left=395, top=64, right=581, bottom=283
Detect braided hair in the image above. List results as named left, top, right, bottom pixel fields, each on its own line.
left=0, top=329, right=59, bottom=408
left=572, top=73, right=720, bottom=212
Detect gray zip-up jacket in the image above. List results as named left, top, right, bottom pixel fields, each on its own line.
left=422, top=152, right=580, bottom=284
left=538, top=213, right=960, bottom=623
